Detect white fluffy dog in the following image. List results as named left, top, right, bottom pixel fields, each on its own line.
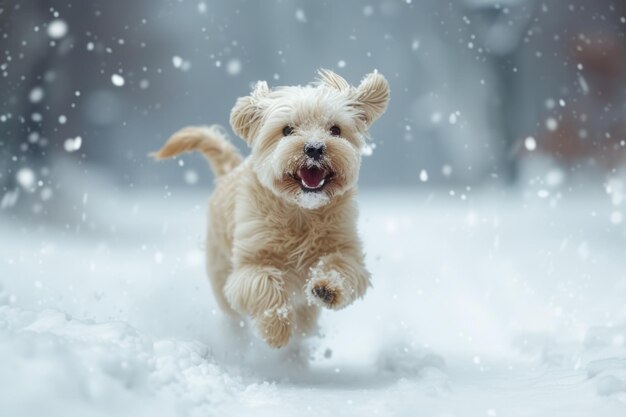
left=154, top=69, right=389, bottom=348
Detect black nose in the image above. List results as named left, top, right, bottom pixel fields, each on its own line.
left=304, top=143, right=325, bottom=160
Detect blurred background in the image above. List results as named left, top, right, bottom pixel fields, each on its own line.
left=1, top=0, right=625, bottom=224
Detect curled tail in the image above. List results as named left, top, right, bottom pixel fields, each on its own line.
left=152, top=125, right=243, bottom=177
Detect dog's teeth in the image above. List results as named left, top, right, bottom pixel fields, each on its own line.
left=302, top=178, right=325, bottom=189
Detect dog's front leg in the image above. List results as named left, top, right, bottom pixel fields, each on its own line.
left=224, top=264, right=293, bottom=348
left=306, top=251, right=371, bottom=310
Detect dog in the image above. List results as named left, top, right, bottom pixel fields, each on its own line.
left=153, top=69, right=389, bottom=348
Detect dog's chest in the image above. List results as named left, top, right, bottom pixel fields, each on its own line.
left=272, top=212, right=336, bottom=271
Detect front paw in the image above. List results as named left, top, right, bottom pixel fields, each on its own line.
left=311, top=281, right=343, bottom=309
left=306, top=266, right=345, bottom=310
left=312, top=284, right=337, bottom=305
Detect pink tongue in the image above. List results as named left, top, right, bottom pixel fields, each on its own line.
left=299, top=167, right=325, bottom=188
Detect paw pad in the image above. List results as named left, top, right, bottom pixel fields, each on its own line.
left=313, top=284, right=336, bottom=304
left=307, top=264, right=345, bottom=309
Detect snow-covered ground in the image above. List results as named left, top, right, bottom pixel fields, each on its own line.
left=2, top=183, right=626, bottom=416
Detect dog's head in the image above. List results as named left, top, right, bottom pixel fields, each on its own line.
left=230, top=69, right=389, bottom=209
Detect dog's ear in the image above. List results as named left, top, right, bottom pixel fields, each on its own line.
left=230, top=81, right=270, bottom=144
left=317, top=69, right=351, bottom=91
left=353, top=71, right=389, bottom=126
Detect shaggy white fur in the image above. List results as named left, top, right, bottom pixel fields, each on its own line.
left=153, top=69, right=389, bottom=348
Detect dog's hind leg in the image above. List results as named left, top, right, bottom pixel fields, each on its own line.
left=223, top=265, right=294, bottom=348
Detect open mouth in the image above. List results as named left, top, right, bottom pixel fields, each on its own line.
left=291, top=166, right=333, bottom=192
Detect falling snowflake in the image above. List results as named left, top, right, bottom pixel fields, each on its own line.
left=226, top=59, right=242, bottom=76
left=184, top=170, right=199, bottom=185
left=172, top=56, right=191, bottom=71
left=47, top=19, right=68, bottom=39
left=111, top=74, right=125, bottom=87
left=29, top=87, right=44, bottom=103
left=64, top=136, right=82, bottom=152
left=295, top=9, right=307, bottom=23
left=16, top=168, right=36, bottom=190
left=524, top=137, right=537, bottom=151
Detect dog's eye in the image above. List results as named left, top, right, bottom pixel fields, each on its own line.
left=282, top=126, right=294, bottom=136
left=329, top=125, right=341, bottom=136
